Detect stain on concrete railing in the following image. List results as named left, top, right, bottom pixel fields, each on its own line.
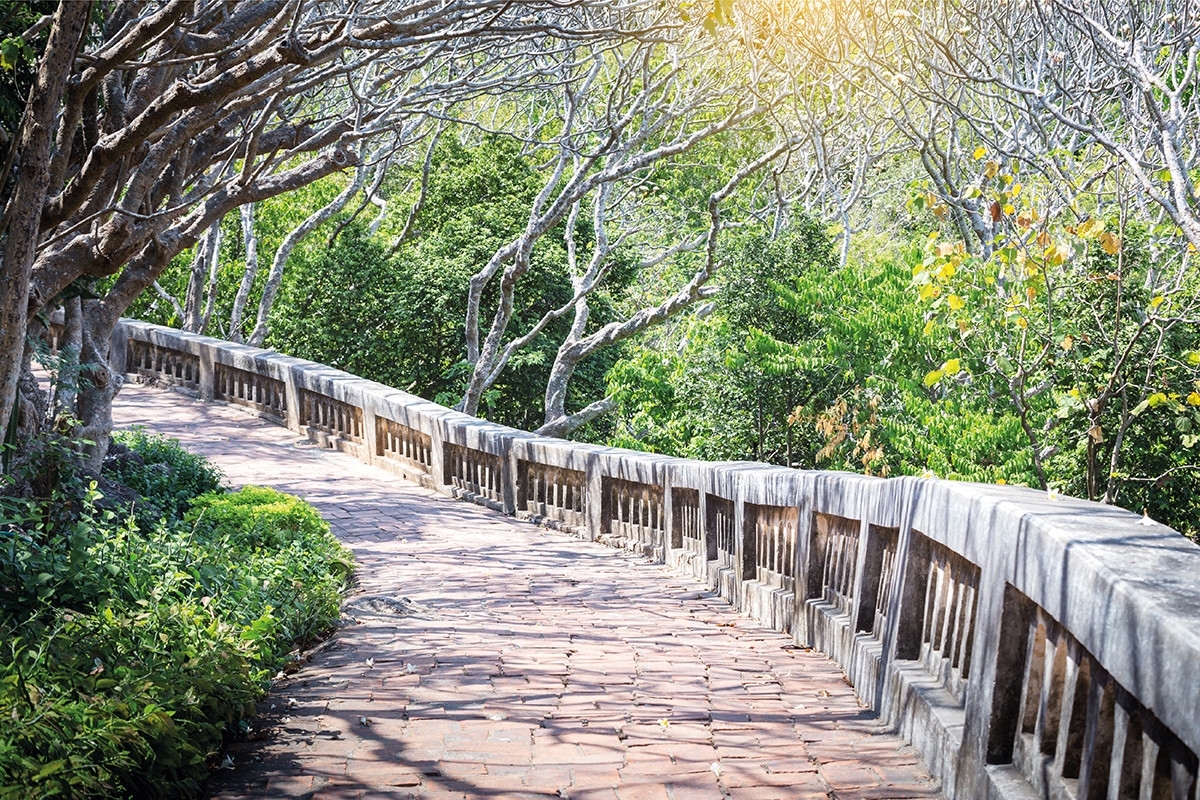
left=47, top=317, right=1200, bottom=800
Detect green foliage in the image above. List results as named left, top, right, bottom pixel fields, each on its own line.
left=0, top=2, right=56, bottom=141
left=608, top=220, right=841, bottom=463
left=909, top=166, right=1200, bottom=534
left=104, top=428, right=224, bottom=524
left=0, top=603, right=264, bottom=800
left=0, top=483, right=119, bottom=615
left=606, top=226, right=1045, bottom=480
left=270, top=135, right=631, bottom=431
left=186, top=485, right=326, bottom=549
left=0, top=445, right=353, bottom=799
left=0, top=35, right=31, bottom=71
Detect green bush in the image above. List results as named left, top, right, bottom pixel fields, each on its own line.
left=104, top=428, right=224, bottom=524
left=183, top=486, right=355, bottom=645
left=0, top=485, right=121, bottom=616
left=0, top=456, right=352, bottom=798
left=186, top=485, right=326, bottom=549
left=0, top=603, right=264, bottom=800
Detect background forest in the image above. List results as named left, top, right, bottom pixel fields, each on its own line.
left=124, top=117, right=1200, bottom=539
left=3, top=0, right=1197, bottom=539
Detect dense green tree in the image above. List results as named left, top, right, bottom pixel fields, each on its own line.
left=607, top=219, right=842, bottom=464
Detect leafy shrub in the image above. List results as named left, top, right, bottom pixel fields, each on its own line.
left=0, top=454, right=352, bottom=799
left=0, top=604, right=264, bottom=800
left=104, top=428, right=224, bottom=523
left=0, top=484, right=123, bottom=616
left=186, top=485, right=326, bottom=549
left=0, top=424, right=90, bottom=537
left=182, top=486, right=354, bottom=646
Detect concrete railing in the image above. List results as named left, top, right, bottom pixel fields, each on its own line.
left=49, top=318, right=1200, bottom=800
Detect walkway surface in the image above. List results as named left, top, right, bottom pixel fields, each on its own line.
left=112, top=382, right=941, bottom=800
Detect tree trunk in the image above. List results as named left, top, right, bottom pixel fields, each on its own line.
left=16, top=341, right=47, bottom=444
left=75, top=291, right=133, bottom=473
left=183, top=221, right=222, bottom=333
left=0, top=3, right=90, bottom=459
left=75, top=321, right=122, bottom=473
left=57, top=295, right=84, bottom=414
left=229, top=203, right=260, bottom=343
left=199, top=224, right=225, bottom=336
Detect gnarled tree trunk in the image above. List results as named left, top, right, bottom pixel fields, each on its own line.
left=0, top=3, right=89, bottom=460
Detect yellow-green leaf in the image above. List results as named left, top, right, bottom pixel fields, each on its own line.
left=924, top=369, right=944, bottom=387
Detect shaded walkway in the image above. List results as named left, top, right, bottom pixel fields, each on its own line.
left=113, top=382, right=940, bottom=800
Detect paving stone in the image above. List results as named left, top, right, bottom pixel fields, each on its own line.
left=111, top=384, right=939, bottom=800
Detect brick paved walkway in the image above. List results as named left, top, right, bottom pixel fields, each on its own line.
left=113, top=382, right=941, bottom=800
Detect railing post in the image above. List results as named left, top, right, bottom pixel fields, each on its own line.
left=733, top=477, right=751, bottom=612
left=361, top=404, right=379, bottom=467
left=283, top=367, right=302, bottom=433
left=584, top=451, right=601, bottom=542
left=663, top=471, right=677, bottom=564
left=793, top=486, right=817, bottom=646
left=496, top=437, right=516, bottom=516
left=353, top=386, right=386, bottom=467
left=430, top=421, right=447, bottom=496
left=197, top=342, right=215, bottom=401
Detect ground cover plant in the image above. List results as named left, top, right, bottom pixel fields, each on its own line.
left=0, top=431, right=353, bottom=799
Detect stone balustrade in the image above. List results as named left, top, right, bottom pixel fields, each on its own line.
left=49, top=317, right=1200, bottom=800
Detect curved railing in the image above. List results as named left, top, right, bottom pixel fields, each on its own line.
left=51, top=318, right=1200, bottom=800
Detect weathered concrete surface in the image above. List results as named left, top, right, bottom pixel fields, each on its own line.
left=111, top=382, right=940, bottom=800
